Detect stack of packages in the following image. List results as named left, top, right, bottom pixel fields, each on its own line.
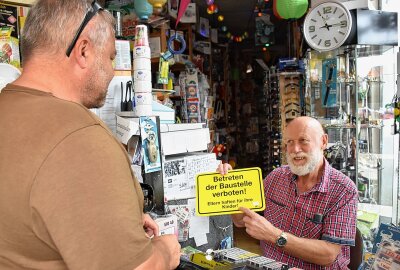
left=185, top=69, right=201, bottom=123
left=133, top=24, right=152, bottom=116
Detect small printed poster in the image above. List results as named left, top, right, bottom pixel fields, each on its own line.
left=114, top=40, right=131, bottom=71
left=0, top=4, right=18, bottom=38
left=140, top=116, right=161, bottom=173
left=195, top=167, right=265, bottom=216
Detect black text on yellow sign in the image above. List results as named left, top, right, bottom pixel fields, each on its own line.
left=196, top=167, right=265, bottom=216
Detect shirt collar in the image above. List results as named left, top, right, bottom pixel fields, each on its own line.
left=314, top=158, right=331, bottom=193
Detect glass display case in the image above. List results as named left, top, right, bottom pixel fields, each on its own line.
left=305, top=45, right=399, bottom=242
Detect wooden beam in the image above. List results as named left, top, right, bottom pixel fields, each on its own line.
left=3, top=0, right=35, bottom=7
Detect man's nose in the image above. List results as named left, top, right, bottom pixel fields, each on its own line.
left=291, top=142, right=302, bottom=153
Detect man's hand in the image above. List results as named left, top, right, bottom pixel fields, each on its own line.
left=216, top=163, right=245, bottom=227
left=231, top=213, right=245, bottom=227
left=143, top=213, right=159, bottom=238
left=216, top=162, right=232, bottom=175
left=152, top=235, right=181, bottom=269
left=136, top=234, right=181, bottom=270
left=239, top=207, right=281, bottom=244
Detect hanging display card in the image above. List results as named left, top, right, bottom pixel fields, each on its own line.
left=321, top=58, right=337, bottom=108
left=372, top=223, right=400, bottom=253
left=195, top=167, right=265, bottom=216
left=140, top=116, right=161, bottom=173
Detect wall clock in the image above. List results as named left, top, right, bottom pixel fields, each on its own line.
left=303, top=1, right=354, bottom=51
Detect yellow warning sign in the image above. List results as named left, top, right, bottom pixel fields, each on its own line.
left=195, top=167, right=265, bottom=216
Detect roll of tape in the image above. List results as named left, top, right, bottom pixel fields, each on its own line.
left=133, top=69, right=152, bottom=81
left=134, top=81, right=152, bottom=93
left=134, top=92, right=153, bottom=105
left=133, top=58, right=151, bottom=71
left=133, top=46, right=151, bottom=59
left=135, top=104, right=152, bottom=116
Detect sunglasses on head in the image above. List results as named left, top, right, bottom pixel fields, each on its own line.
left=66, top=0, right=103, bottom=57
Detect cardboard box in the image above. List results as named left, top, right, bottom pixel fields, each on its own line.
left=160, top=125, right=210, bottom=155
left=115, top=115, right=140, bottom=144
left=154, top=214, right=178, bottom=237
left=116, top=115, right=210, bottom=156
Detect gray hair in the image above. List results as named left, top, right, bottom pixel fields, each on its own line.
left=21, top=0, right=115, bottom=62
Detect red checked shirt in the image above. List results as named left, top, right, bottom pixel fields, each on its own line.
left=261, top=159, right=358, bottom=269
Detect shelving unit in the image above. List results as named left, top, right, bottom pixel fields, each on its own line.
left=306, top=45, right=399, bottom=238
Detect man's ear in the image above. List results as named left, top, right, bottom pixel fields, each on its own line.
left=71, top=37, right=91, bottom=68
left=321, top=134, right=328, bottom=150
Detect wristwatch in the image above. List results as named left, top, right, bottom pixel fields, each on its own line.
left=275, top=231, right=288, bottom=248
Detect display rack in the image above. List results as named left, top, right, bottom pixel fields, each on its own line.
left=305, top=45, right=399, bottom=239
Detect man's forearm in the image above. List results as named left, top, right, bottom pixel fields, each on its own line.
left=270, top=232, right=341, bottom=266
left=135, top=239, right=175, bottom=270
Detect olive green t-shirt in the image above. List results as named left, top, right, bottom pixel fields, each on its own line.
left=0, top=84, right=152, bottom=269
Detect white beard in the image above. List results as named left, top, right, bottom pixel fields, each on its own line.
left=287, top=149, right=323, bottom=176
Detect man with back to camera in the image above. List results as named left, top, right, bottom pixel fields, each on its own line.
left=0, top=0, right=180, bottom=269
left=218, top=116, right=358, bottom=269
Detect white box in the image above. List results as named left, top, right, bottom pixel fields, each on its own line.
left=160, top=122, right=204, bottom=132
left=115, top=115, right=140, bottom=144
left=116, top=116, right=209, bottom=156
left=154, top=214, right=178, bottom=237
left=161, top=125, right=210, bottom=156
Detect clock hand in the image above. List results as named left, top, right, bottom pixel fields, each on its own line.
left=319, top=15, right=334, bottom=30
left=330, top=22, right=344, bottom=27
left=320, top=23, right=332, bottom=30
left=324, top=65, right=335, bottom=106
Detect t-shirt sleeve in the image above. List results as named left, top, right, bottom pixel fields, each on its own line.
left=30, top=125, right=152, bottom=270
left=321, top=185, right=358, bottom=246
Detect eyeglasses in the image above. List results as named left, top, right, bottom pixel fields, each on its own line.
left=66, top=0, right=103, bottom=57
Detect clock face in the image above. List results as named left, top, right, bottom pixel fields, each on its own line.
left=303, top=1, right=352, bottom=51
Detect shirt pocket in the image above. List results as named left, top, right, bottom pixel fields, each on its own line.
left=264, top=197, right=286, bottom=229
left=302, top=217, right=323, bottom=239
left=287, top=209, right=323, bottom=239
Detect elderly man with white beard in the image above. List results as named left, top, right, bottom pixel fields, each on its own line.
left=217, top=116, right=358, bottom=270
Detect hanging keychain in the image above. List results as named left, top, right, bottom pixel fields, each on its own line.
left=158, top=33, right=186, bottom=85
left=218, top=224, right=232, bottom=249
left=161, top=32, right=186, bottom=61
left=158, top=57, right=169, bottom=84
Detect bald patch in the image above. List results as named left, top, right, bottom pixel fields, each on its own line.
left=288, top=117, right=324, bottom=134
